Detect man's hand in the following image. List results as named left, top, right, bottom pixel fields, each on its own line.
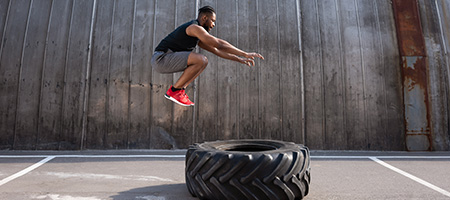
left=239, top=53, right=264, bottom=67
left=244, top=52, right=264, bottom=60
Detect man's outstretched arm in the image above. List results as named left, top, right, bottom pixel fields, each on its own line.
left=198, top=41, right=261, bottom=66
left=187, top=24, right=264, bottom=65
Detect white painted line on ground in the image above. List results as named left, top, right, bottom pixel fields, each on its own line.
left=374, top=156, right=450, bottom=159
left=0, top=155, right=185, bottom=158
left=0, top=156, right=55, bottom=186
left=0, top=155, right=449, bottom=159
left=369, top=157, right=450, bottom=198
left=312, top=156, right=371, bottom=159
left=312, top=156, right=450, bottom=159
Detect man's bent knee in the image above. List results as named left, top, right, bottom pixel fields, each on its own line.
left=188, top=53, right=208, bottom=67
left=200, top=55, right=208, bottom=66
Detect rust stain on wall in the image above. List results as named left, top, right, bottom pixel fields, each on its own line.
left=402, top=57, right=427, bottom=91
left=393, top=0, right=432, bottom=150
left=392, top=0, right=426, bottom=56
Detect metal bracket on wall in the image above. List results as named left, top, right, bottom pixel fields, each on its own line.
left=392, top=0, right=432, bottom=151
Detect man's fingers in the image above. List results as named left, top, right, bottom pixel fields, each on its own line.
left=248, top=53, right=264, bottom=60
left=254, top=53, right=264, bottom=60
left=242, top=59, right=255, bottom=66
left=248, top=60, right=255, bottom=66
left=257, top=54, right=264, bottom=60
left=240, top=54, right=262, bottom=66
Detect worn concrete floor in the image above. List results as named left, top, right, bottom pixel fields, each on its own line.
left=1, top=150, right=449, bottom=200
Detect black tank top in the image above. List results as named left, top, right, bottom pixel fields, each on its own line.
left=155, top=20, right=200, bottom=52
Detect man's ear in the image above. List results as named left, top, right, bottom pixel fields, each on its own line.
left=201, top=15, right=208, bottom=22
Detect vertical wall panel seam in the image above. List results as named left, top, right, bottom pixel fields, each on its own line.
left=435, top=1, right=449, bottom=88
left=214, top=0, right=218, bottom=140
left=58, top=0, right=75, bottom=150
left=80, top=0, right=97, bottom=150
left=276, top=0, right=282, bottom=140
left=150, top=0, right=157, bottom=147
left=256, top=0, right=261, bottom=139
left=314, top=0, right=326, bottom=148
left=335, top=0, right=347, bottom=149
left=147, top=0, right=155, bottom=148
left=355, top=0, right=368, bottom=147
left=172, top=0, right=177, bottom=144
left=435, top=0, right=448, bottom=55
left=106, top=0, right=116, bottom=148
left=37, top=0, right=55, bottom=149
left=127, top=0, right=137, bottom=149
left=235, top=0, right=240, bottom=139
left=148, top=0, right=157, bottom=148
left=13, top=0, right=34, bottom=149
left=295, top=0, right=306, bottom=144
left=435, top=0, right=450, bottom=148
left=374, top=0, right=389, bottom=143
left=0, top=0, right=12, bottom=62
left=193, top=0, right=199, bottom=143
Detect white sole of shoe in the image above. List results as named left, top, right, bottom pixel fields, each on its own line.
left=164, top=94, right=193, bottom=107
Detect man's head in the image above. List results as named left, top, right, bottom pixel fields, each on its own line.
left=198, top=6, right=216, bottom=32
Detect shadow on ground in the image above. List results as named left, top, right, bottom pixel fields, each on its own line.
left=110, top=183, right=197, bottom=200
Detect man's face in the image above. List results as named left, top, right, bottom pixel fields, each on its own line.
left=202, top=13, right=216, bottom=32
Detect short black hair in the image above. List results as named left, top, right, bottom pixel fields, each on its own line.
left=198, top=6, right=215, bottom=16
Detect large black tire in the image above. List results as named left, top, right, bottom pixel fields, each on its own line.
left=185, top=139, right=310, bottom=200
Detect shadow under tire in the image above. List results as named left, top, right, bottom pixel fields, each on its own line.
left=185, top=139, right=311, bottom=200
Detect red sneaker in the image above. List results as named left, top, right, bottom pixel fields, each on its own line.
left=165, top=86, right=194, bottom=106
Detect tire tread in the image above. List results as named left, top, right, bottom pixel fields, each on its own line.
left=185, top=140, right=310, bottom=200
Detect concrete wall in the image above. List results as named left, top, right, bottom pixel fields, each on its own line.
left=419, top=0, right=450, bottom=150
left=0, top=0, right=448, bottom=150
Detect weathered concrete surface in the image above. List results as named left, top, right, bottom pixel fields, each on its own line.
left=0, top=150, right=449, bottom=200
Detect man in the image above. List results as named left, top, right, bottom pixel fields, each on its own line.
left=151, top=6, right=264, bottom=106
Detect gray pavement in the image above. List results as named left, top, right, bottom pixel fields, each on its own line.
left=0, top=150, right=449, bottom=200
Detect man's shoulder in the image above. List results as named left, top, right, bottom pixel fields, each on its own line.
left=183, top=19, right=199, bottom=27
left=186, top=22, right=204, bottom=38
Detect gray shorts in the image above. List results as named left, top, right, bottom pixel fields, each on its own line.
left=151, top=50, right=191, bottom=74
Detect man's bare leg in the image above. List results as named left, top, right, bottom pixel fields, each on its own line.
left=182, top=59, right=208, bottom=88
left=173, top=52, right=208, bottom=89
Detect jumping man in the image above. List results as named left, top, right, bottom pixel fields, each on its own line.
left=151, top=6, right=264, bottom=106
